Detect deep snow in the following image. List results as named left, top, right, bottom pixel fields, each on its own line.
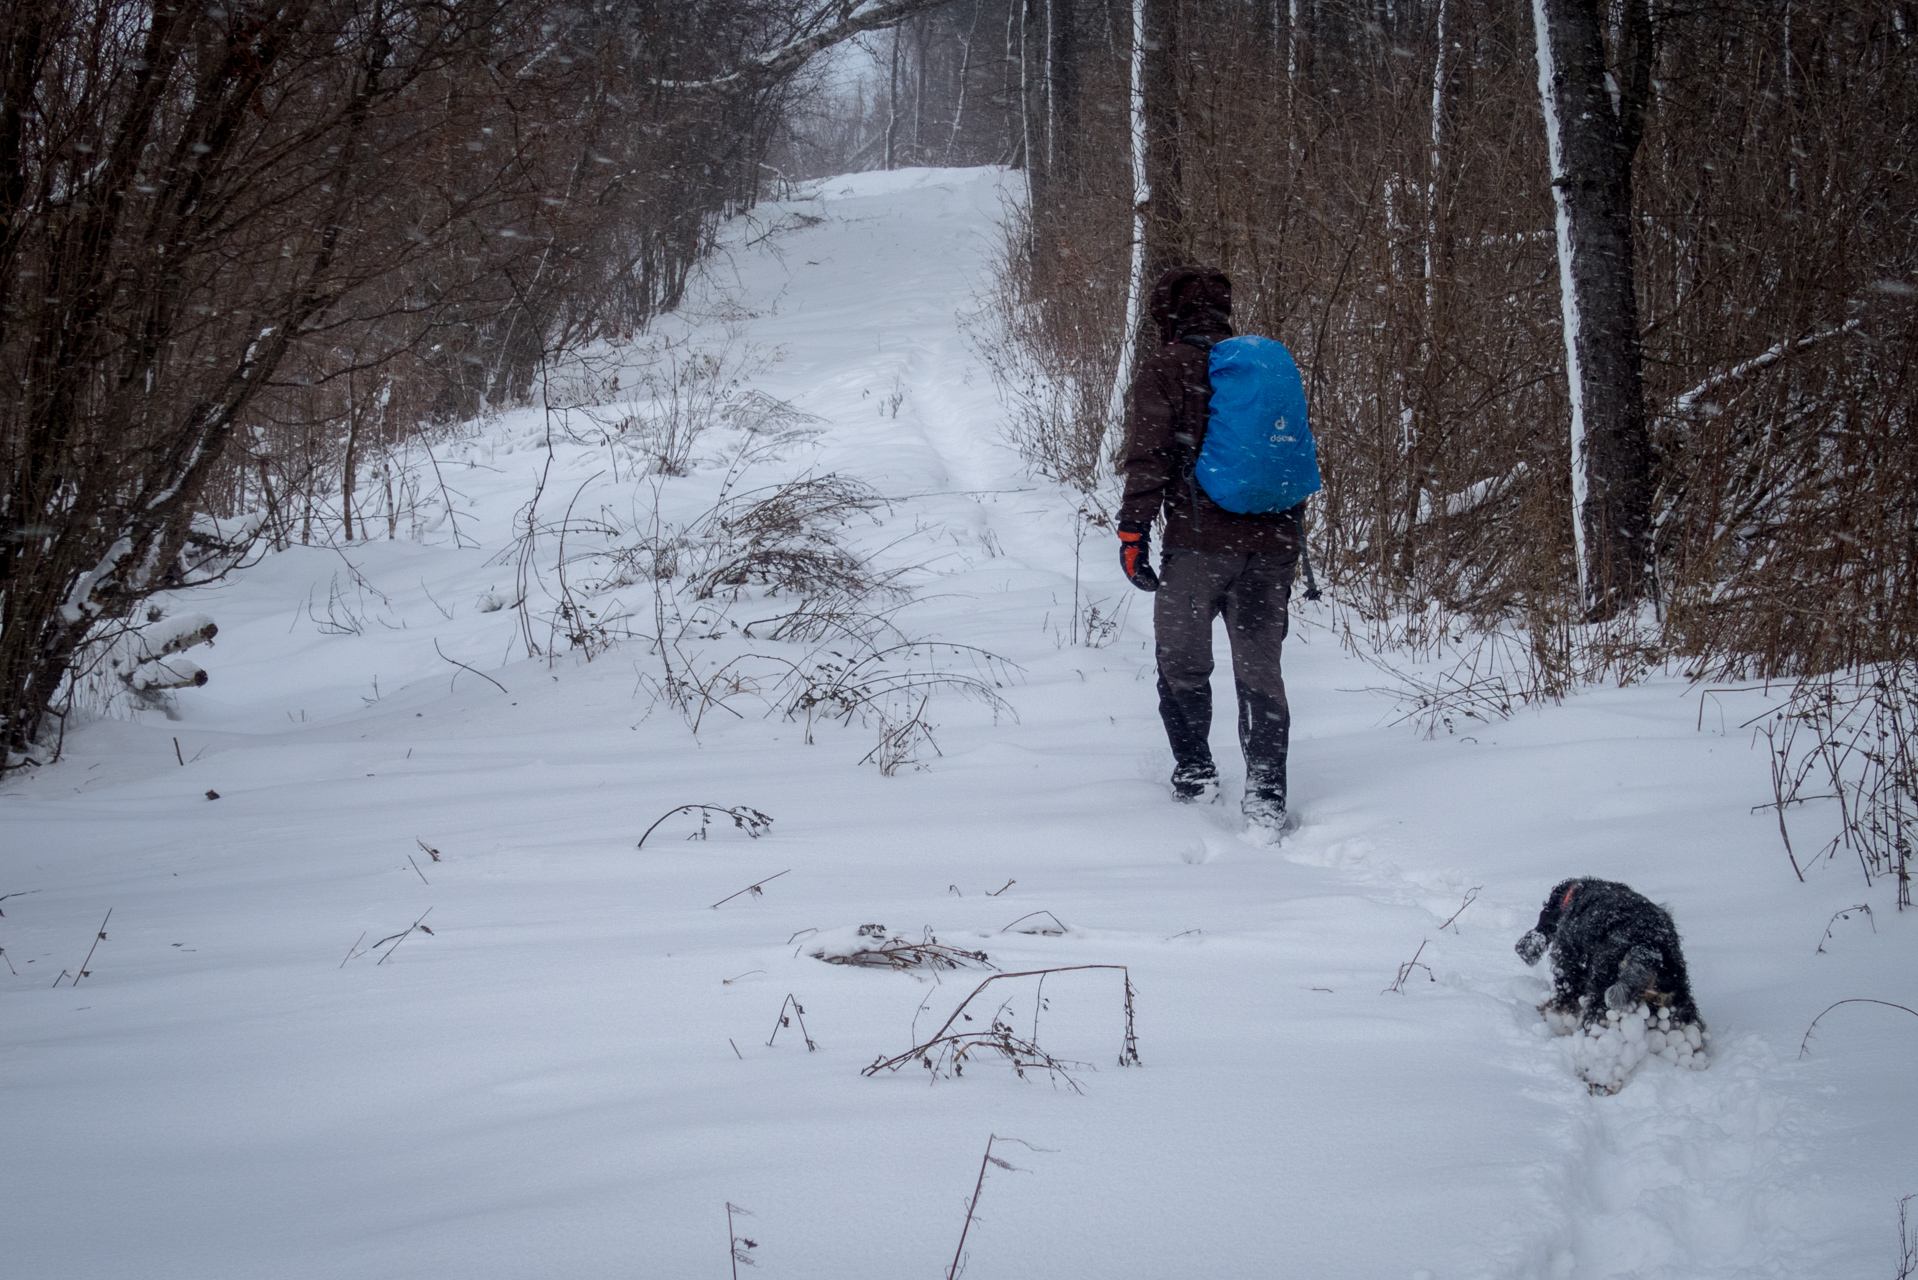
left=4, top=167, right=1914, bottom=1280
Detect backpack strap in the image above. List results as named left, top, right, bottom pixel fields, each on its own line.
left=1174, top=334, right=1223, bottom=532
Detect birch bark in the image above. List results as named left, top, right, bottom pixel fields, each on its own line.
left=1103, top=0, right=1150, bottom=446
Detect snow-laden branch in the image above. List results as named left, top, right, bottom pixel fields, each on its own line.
left=656, top=0, right=958, bottom=94
left=1669, top=319, right=1862, bottom=415
left=1414, top=462, right=1530, bottom=528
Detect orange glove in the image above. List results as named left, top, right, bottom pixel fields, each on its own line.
left=1118, top=522, right=1159, bottom=592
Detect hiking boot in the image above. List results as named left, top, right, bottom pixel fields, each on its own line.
left=1171, top=764, right=1221, bottom=804
left=1242, top=793, right=1288, bottom=844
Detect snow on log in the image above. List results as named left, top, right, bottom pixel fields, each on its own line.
left=129, top=613, right=219, bottom=665
left=1414, top=463, right=1530, bottom=528
left=1670, top=320, right=1862, bottom=416
left=127, top=657, right=209, bottom=692
left=111, top=613, right=219, bottom=697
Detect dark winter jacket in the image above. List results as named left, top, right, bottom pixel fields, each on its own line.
left=1119, top=265, right=1304, bottom=556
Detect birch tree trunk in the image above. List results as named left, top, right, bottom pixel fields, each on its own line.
left=1104, top=0, right=1151, bottom=442
left=1140, top=0, right=1182, bottom=280
left=1531, top=0, right=1654, bottom=616
left=945, top=0, right=982, bottom=163
left=884, top=30, right=900, bottom=169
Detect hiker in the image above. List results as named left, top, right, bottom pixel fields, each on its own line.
left=1116, top=265, right=1321, bottom=839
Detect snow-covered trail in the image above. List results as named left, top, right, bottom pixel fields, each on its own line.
left=4, top=168, right=1913, bottom=1280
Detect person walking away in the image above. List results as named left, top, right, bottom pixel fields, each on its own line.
left=1115, top=265, right=1321, bottom=841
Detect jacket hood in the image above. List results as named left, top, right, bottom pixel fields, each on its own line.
left=1150, top=265, right=1233, bottom=345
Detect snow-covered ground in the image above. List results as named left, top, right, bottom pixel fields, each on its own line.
left=5, top=168, right=1913, bottom=1280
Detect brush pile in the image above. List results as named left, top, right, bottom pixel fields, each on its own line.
left=807, top=924, right=993, bottom=971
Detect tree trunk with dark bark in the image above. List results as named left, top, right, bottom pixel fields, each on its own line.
left=1531, top=0, right=1654, bottom=616
left=1140, top=0, right=1183, bottom=284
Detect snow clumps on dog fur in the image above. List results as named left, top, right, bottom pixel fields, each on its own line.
left=1566, top=1000, right=1709, bottom=1094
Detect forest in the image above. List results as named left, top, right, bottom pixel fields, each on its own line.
left=4, top=4, right=1917, bottom=1275
left=4, top=0, right=1912, bottom=771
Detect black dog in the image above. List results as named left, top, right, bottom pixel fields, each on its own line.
left=1516, top=878, right=1707, bottom=1089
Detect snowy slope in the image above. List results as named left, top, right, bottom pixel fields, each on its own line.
left=4, top=167, right=1914, bottom=1280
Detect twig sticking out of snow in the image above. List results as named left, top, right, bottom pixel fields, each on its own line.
left=1438, top=888, right=1482, bottom=934
left=726, top=1202, right=757, bottom=1277
left=0, top=889, right=41, bottom=917
left=711, top=870, right=789, bottom=910
left=637, top=804, right=773, bottom=850
left=367, top=908, right=435, bottom=965
left=999, top=911, right=1068, bottom=936
left=1382, top=939, right=1433, bottom=994
left=434, top=638, right=508, bottom=695
left=1798, top=998, right=1918, bottom=1059
left=52, top=908, right=111, bottom=988
left=1897, top=1195, right=1917, bottom=1280
left=863, top=965, right=1141, bottom=1087
left=945, top=1135, right=1054, bottom=1280
left=1815, top=904, right=1874, bottom=954
left=765, top=994, right=817, bottom=1051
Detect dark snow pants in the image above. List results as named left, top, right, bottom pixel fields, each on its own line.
left=1153, top=548, right=1299, bottom=804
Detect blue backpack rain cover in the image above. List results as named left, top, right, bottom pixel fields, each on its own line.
left=1193, top=335, right=1321, bottom=515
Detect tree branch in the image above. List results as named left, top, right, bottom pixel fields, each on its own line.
left=658, top=0, right=957, bottom=94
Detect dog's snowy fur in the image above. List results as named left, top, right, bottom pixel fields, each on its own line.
left=1515, top=878, right=1709, bottom=1093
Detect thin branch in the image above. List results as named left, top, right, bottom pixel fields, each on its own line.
left=66, top=908, right=112, bottom=987
left=661, top=0, right=959, bottom=95
left=374, top=907, right=435, bottom=965
left=638, top=804, right=774, bottom=850
left=1437, top=887, right=1482, bottom=933
left=1798, top=998, right=1918, bottom=1058
left=711, top=870, right=790, bottom=909
left=434, top=638, right=508, bottom=694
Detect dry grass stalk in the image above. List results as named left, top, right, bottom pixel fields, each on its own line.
left=862, top=965, right=1141, bottom=1088
left=1816, top=904, right=1876, bottom=954
left=999, top=911, right=1067, bottom=935
left=1382, top=939, right=1434, bottom=995
left=636, top=804, right=774, bottom=849
left=765, top=993, right=818, bottom=1051
left=726, top=1202, right=757, bottom=1277
left=944, top=1134, right=1053, bottom=1280
left=1899, top=1194, right=1917, bottom=1280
